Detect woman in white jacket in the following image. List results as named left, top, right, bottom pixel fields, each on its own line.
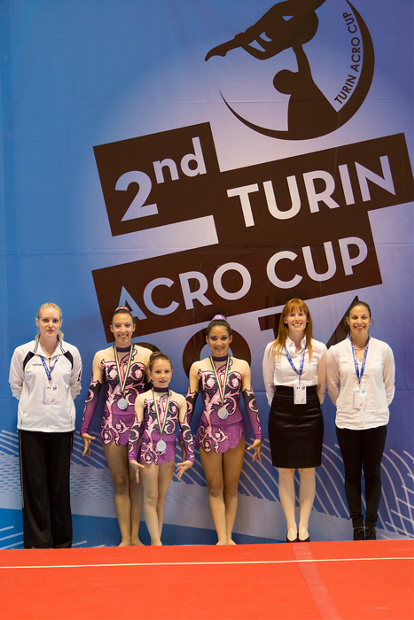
left=326, top=300, right=395, bottom=541
left=9, top=303, right=82, bottom=548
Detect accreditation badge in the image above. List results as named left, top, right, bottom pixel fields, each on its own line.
left=294, top=384, right=307, bottom=405
left=44, top=384, right=58, bottom=404
left=353, top=387, right=366, bottom=410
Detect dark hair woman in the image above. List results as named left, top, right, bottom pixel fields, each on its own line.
left=326, top=301, right=395, bottom=540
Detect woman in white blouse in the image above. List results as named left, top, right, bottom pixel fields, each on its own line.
left=263, top=299, right=326, bottom=542
left=326, top=300, right=395, bottom=541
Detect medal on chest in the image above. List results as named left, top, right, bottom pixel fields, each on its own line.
left=113, top=345, right=134, bottom=410
left=153, top=390, right=170, bottom=452
left=209, top=356, right=231, bottom=419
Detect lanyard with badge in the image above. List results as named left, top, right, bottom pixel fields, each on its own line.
left=40, top=355, right=60, bottom=404
left=351, top=340, right=369, bottom=410
left=285, top=343, right=307, bottom=404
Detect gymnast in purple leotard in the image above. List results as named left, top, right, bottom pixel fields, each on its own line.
left=80, top=307, right=152, bottom=546
left=129, top=352, right=194, bottom=545
left=186, top=315, right=262, bottom=545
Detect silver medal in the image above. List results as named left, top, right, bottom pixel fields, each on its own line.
left=217, top=406, right=228, bottom=419
left=117, top=397, right=128, bottom=410
left=157, top=439, right=167, bottom=452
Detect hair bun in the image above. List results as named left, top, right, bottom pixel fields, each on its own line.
left=212, top=314, right=227, bottom=321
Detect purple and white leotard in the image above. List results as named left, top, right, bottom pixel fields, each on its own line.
left=187, top=357, right=262, bottom=454
left=129, top=390, right=194, bottom=466
left=80, top=346, right=147, bottom=446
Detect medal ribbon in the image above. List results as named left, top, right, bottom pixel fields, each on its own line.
left=209, top=356, right=230, bottom=406
left=152, top=389, right=170, bottom=436
left=350, top=339, right=369, bottom=386
left=284, top=343, right=307, bottom=383
left=40, top=355, right=60, bottom=382
left=113, top=345, right=134, bottom=397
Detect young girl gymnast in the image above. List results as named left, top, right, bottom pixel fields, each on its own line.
left=128, top=352, right=194, bottom=545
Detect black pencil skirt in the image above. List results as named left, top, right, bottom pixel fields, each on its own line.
left=268, top=385, right=323, bottom=468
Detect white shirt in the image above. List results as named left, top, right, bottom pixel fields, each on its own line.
left=326, top=337, right=395, bottom=430
left=262, top=337, right=327, bottom=406
left=9, top=338, right=82, bottom=432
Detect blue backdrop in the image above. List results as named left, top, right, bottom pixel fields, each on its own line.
left=1, top=0, right=413, bottom=548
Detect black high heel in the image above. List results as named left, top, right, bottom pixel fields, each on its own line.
left=298, top=535, right=310, bottom=542
left=286, top=531, right=298, bottom=542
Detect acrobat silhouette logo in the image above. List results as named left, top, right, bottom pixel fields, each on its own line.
left=92, top=1, right=414, bottom=341
left=205, top=0, right=374, bottom=140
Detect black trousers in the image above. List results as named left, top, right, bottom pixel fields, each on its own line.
left=19, top=430, right=73, bottom=548
left=336, top=425, right=387, bottom=528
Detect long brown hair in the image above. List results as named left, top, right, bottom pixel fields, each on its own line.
left=270, top=298, right=313, bottom=358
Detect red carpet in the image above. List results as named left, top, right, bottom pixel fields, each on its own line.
left=1, top=540, right=413, bottom=619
